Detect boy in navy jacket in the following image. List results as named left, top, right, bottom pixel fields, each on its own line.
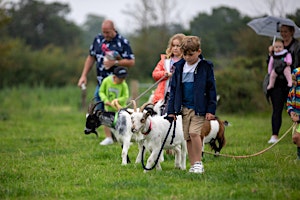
left=167, top=36, right=217, bottom=174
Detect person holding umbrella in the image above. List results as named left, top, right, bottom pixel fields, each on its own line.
left=267, top=24, right=300, bottom=144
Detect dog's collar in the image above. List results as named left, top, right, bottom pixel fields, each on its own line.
left=142, top=120, right=152, bottom=135
left=111, top=112, right=118, bottom=128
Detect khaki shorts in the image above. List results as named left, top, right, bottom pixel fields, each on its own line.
left=182, top=107, right=205, bottom=140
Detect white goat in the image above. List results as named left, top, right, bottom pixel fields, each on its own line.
left=131, top=103, right=187, bottom=172
left=153, top=99, right=227, bottom=156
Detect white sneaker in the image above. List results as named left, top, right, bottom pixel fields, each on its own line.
left=191, top=162, right=204, bottom=174
left=268, top=136, right=278, bottom=144
left=100, top=137, right=114, bottom=145
left=188, top=166, right=194, bottom=173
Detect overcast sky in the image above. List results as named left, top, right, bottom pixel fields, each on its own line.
left=10, top=0, right=300, bottom=33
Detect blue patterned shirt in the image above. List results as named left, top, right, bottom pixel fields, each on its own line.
left=89, top=33, right=135, bottom=85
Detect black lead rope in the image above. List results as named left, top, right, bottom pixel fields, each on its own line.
left=170, top=120, right=176, bottom=145
left=141, top=120, right=176, bottom=171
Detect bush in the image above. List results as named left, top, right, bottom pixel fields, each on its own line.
left=0, top=39, right=86, bottom=88
left=215, top=56, right=269, bottom=114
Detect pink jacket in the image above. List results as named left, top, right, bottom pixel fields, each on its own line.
left=152, top=55, right=172, bottom=104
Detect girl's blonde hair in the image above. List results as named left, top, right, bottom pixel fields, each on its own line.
left=165, top=33, right=185, bottom=59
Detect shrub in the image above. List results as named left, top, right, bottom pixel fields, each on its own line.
left=215, top=56, right=269, bottom=114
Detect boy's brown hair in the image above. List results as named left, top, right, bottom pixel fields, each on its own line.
left=181, top=36, right=201, bottom=55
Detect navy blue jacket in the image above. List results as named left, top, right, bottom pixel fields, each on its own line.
left=167, top=58, right=217, bottom=116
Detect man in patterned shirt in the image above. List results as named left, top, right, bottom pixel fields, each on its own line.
left=78, top=19, right=135, bottom=102
left=78, top=19, right=135, bottom=145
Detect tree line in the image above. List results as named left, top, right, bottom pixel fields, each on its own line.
left=1, top=0, right=300, bottom=113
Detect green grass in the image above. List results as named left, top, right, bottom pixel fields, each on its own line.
left=0, top=86, right=299, bottom=200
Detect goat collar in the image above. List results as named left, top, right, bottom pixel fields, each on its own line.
left=142, top=120, right=152, bottom=135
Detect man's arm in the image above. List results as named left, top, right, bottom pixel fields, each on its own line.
left=103, top=58, right=135, bottom=69
left=77, top=55, right=96, bottom=87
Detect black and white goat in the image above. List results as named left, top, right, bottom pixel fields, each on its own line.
left=84, top=101, right=143, bottom=166
left=130, top=102, right=187, bottom=172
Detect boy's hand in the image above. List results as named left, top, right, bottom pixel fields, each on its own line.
left=111, top=99, right=119, bottom=106
left=111, top=99, right=121, bottom=110
left=105, top=101, right=112, bottom=106
left=205, top=113, right=215, bottom=120
left=164, top=114, right=176, bottom=123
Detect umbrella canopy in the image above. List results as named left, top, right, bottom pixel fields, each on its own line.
left=247, top=16, right=300, bottom=38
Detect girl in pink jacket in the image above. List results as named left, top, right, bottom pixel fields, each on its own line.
left=152, top=33, right=185, bottom=114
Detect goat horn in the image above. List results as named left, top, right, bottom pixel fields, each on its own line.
left=89, top=101, right=102, bottom=114
left=140, top=102, right=154, bottom=113
left=131, top=100, right=137, bottom=112
left=87, top=100, right=96, bottom=114
left=87, top=97, right=100, bottom=114
left=87, top=103, right=93, bottom=114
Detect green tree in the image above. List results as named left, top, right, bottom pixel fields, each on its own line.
left=0, top=0, right=10, bottom=31
left=190, top=7, right=250, bottom=59
left=287, top=8, right=300, bottom=27
left=81, top=14, right=105, bottom=49
left=124, top=0, right=186, bottom=81
left=3, top=0, right=82, bottom=49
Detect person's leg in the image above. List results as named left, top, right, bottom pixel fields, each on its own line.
left=182, top=107, right=197, bottom=171
left=188, top=114, right=205, bottom=173
left=93, top=85, right=105, bottom=111
left=93, top=84, right=100, bottom=101
left=186, top=140, right=193, bottom=165
left=292, top=124, right=300, bottom=159
left=100, top=126, right=114, bottom=145
left=267, top=70, right=277, bottom=90
left=283, top=67, right=292, bottom=87
left=269, top=86, right=288, bottom=143
left=189, top=133, right=202, bottom=164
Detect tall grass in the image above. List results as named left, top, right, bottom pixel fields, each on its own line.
left=0, top=86, right=299, bottom=200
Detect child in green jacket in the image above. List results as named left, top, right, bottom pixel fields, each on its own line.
left=99, top=67, right=129, bottom=145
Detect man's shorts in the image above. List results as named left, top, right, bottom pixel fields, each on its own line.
left=182, top=107, right=205, bottom=140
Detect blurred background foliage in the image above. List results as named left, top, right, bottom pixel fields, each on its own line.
left=1, top=0, right=300, bottom=113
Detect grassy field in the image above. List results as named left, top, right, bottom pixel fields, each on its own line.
left=0, top=86, right=299, bottom=200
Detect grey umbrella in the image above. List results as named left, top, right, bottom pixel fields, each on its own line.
left=247, top=16, right=300, bottom=43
